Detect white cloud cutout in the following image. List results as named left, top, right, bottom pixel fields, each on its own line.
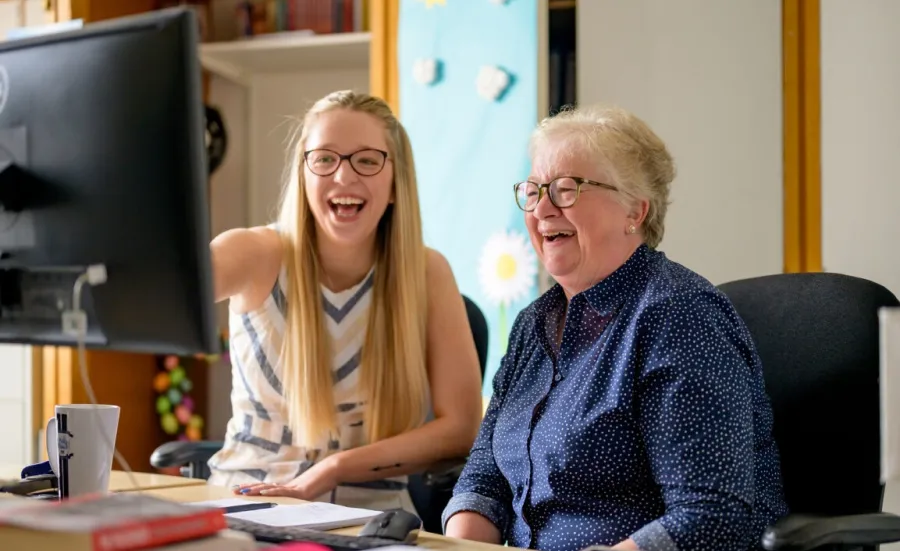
left=412, top=58, right=438, bottom=85
left=476, top=65, right=511, bottom=101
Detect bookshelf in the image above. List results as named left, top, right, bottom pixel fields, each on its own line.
left=199, top=30, right=370, bottom=86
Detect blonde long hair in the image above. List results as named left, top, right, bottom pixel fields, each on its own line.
left=277, top=91, right=429, bottom=449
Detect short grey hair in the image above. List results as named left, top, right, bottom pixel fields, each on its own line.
left=529, top=104, right=676, bottom=249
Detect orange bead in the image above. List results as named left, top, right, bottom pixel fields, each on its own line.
left=185, top=425, right=202, bottom=441
left=153, top=372, right=170, bottom=393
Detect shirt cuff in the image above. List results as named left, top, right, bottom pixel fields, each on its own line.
left=631, top=520, right=679, bottom=551
left=441, top=492, right=510, bottom=536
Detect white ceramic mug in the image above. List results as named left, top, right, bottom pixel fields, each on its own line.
left=45, top=404, right=120, bottom=498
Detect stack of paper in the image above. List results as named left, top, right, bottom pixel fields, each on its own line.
left=190, top=498, right=380, bottom=531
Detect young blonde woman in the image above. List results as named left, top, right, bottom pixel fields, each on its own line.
left=205, top=90, right=483, bottom=513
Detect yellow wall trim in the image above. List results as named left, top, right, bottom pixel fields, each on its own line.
left=369, top=0, right=400, bottom=116
left=783, top=0, right=822, bottom=273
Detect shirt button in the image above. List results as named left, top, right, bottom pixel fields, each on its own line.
left=554, top=373, right=562, bottom=382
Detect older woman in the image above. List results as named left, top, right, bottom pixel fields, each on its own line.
left=442, top=105, right=789, bottom=551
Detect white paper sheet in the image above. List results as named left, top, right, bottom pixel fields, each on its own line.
left=226, top=501, right=381, bottom=530
left=880, top=306, right=900, bottom=482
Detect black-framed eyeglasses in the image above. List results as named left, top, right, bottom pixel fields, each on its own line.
left=303, top=148, right=389, bottom=177
left=514, top=176, right=618, bottom=212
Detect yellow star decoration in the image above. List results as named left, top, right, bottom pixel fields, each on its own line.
left=417, top=0, right=446, bottom=7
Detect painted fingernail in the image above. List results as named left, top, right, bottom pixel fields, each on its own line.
left=240, top=488, right=250, bottom=494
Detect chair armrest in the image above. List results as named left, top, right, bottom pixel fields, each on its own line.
left=421, top=457, right=467, bottom=488
left=762, top=512, right=900, bottom=551
left=150, top=440, right=224, bottom=469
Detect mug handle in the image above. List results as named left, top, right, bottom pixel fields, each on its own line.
left=45, top=417, right=59, bottom=475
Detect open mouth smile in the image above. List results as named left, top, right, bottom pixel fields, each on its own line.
left=542, top=230, right=575, bottom=243
left=328, top=196, right=366, bottom=219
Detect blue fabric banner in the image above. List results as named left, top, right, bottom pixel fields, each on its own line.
left=398, top=0, right=540, bottom=394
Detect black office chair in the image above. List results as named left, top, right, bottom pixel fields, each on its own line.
left=718, top=272, right=900, bottom=551
left=407, top=295, right=488, bottom=533
left=151, top=294, right=489, bottom=534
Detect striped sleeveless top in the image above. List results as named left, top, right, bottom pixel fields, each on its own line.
left=207, top=262, right=414, bottom=511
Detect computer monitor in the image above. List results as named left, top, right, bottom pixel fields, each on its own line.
left=0, top=7, right=218, bottom=355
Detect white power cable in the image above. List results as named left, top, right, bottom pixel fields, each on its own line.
left=62, top=264, right=141, bottom=494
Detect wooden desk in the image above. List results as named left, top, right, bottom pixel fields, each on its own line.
left=108, top=470, right=207, bottom=492
left=144, top=483, right=509, bottom=551
left=0, top=464, right=205, bottom=493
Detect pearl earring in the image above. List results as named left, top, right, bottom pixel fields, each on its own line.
left=628, top=225, right=636, bottom=234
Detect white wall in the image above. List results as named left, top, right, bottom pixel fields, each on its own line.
left=820, top=0, right=900, bottom=299
left=0, top=0, right=51, bottom=39
left=577, top=0, right=783, bottom=285
left=0, top=345, right=31, bottom=465
left=820, top=1, right=900, bottom=539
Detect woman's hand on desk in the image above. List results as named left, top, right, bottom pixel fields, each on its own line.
left=234, top=455, right=340, bottom=500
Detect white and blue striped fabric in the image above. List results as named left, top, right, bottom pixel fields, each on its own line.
left=207, top=257, right=415, bottom=513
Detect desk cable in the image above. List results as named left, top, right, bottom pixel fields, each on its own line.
left=62, top=264, right=142, bottom=494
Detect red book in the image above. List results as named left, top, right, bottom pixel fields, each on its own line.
left=0, top=493, right=226, bottom=551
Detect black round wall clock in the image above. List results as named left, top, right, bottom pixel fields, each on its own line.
left=205, top=104, right=227, bottom=175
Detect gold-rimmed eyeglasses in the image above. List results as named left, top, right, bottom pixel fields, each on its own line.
left=513, top=177, right=618, bottom=212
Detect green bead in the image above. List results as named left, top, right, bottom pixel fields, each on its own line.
left=188, top=414, right=204, bottom=430
left=169, top=366, right=185, bottom=385
left=156, top=395, right=171, bottom=414
left=161, top=413, right=179, bottom=435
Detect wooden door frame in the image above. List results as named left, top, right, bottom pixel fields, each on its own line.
left=782, top=0, right=822, bottom=273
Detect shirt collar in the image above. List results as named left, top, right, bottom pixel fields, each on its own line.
left=578, top=243, right=653, bottom=316
left=529, top=244, right=654, bottom=363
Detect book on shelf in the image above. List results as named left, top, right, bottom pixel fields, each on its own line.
left=236, top=0, right=369, bottom=38
left=0, top=493, right=227, bottom=551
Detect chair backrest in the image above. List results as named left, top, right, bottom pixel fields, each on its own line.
left=407, top=295, right=489, bottom=534
left=718, top=272, right=899, bottom=517
left=462, top=295, right=488, bottom=381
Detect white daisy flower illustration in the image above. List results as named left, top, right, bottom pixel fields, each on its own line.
left=478, top=230, right=537, bottom=350
left=479, top=229, right=537, bottom=306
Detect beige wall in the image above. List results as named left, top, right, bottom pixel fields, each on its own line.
left=820, top=0, right=900, bottom=538
left=820, top=0, right=900, bottom=299
left=577, top=0, right=784, bottom=286
left=0, top=0, right=51, bottom=39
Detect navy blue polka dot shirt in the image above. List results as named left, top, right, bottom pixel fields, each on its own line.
left=443, top=245, right=789, bottom=551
